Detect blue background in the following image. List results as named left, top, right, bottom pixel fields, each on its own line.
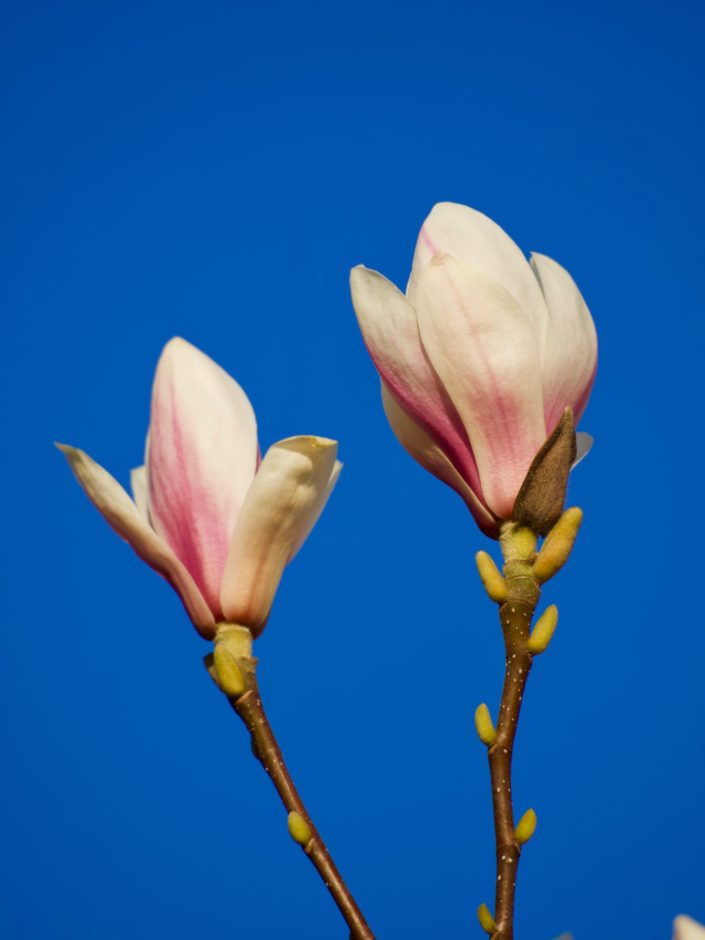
left=2, top=1, right=704, bottom=938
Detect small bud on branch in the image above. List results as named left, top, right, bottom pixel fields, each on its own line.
left=514, top=808, right=537, bottom=845
left=477, top=903, right=496, bottom=934
left=527, top=605, right=559, bottom=654
left=475, top=704, right=497, bottom=746
left=532, top=508, right=583, bottom=583
left=475, top=551, right=508, bottom=603
left=288, top=811, right=313, bottom=846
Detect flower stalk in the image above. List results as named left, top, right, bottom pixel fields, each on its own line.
left=208, top=625, right=375, bottom=940
left=476, top=510, right=580, bottom=939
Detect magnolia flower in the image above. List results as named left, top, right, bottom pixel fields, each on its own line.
left=350, top=202, right=597, bottom=537
left=674, top=917, right=705, bottom=940
left=58, top=338, right=341, bottom=639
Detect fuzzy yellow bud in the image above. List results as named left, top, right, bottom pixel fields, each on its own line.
left=474, top=703, right=497, bottom=746
left=514, top=808, right=537, bottom=845
left=213, top=644, right=247, bottom=698
left=287, top=811, right=312, bottom=846
left=477, top=903, right=496, bottom=934
left=532, top=508, right=583, bottom=583
left=475, top=551, right=508, bottom=603
left=527, top=605, right=558, bottom=654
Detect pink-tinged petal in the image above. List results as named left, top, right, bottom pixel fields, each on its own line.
left=220, top=436, right=338, bottom=636
left=381, top=384, right=500, bottom=537
left=147, top=337, right=258, bottom=615
left=573, top=431, right=593, bottom=468
left=130, top=465, right=149, bottom=520
left=414, top=254, right=546, bottom=519
left=530, top=253, right=598, bottom=430
left=350, top=265, right=483, bottom=497
left=57, top=443, right=216, bottom=637
left=410, top=202, right=549, bottom=344
left=673, top=917, right=705, bottom=940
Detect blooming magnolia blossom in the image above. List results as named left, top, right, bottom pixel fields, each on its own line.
left=674, top=917, right=705, bottom=940
left=59, top=338, right=341, bottom=639
left=350, top=202, right=597, bottom=537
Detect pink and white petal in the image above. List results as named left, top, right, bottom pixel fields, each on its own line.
left=530, top=253, right=598, bottom=430
left=382, top=384, right=500, bottom=537
left=350, top=265, right=482, bottom=494
left=220, top=436, right=338, bottom=636
left=147, top=337, right=258, bottom=614
left=57, top=443, right=216, bottom=636
left=573, top=431, right=593, bottom=468
left=130, top=465, right=149, bottom=520
left=673, top=917, right=705, bottom=940
left=410, top=202, right=549, bottom=344
left=414, top=254, right=546, bottom=519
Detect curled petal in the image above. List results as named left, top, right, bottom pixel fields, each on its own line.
left=220, top=436, right=338, bottom=635
left=530, top=253, right=598, bottom=430
left=147, top=337, right=258, bottom=614
left=414, top=254, right=546, bottom=519
left=289, top=459, right=342, bottom=561
left=410, top=202, right=549, bottom=344
left=673, top=917, right=705, bottom=940
left=350, top=265, right=482, bottom=495
left=382, top=384, right=499, bottom=537
left=57, top=444, right=216, bottom=636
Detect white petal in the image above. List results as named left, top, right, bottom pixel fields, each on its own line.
left=147, top=337, right=258, bottom=614
left=289, top=459, right=342, bottom=561
left=673, top=917, right=705, bottom=940
left=414, top=254, right=546, bottom=519
left=410, top=202, right=549, bottom=344
left=57, top=443, right=216, bottom=636
left=530, top=253, right=598, bottom=431
left=130, top=465, right=149, bottom=519
left=382, top=384, right=499, bottom=536
left=220, top=436, right=338, bottom=635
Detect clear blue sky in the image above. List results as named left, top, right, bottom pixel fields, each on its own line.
left=2, top=1, right=704, bottom=938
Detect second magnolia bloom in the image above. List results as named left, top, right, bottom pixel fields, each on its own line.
left=350, top=202, right=597, bottom=536
left=60, top=338, right=341, bottom=639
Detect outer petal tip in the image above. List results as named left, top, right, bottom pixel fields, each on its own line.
left=673, top=917, right=705, bottom=940
left=273, top=434, right=338, bottom=454
left=58, top=440, right=216, bottom=635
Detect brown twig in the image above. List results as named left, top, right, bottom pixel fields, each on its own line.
left=228, top=679, right=375, bottom=940
left=488, top=600, right=536, bottom=938
left=483, top=527, right=542, bottom=940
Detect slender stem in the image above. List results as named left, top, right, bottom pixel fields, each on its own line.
left=486, top=529, right=541, bottom=940
left=229, top=684, right=375, bottom=940
left=488, top=601, right=535, bottom=939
